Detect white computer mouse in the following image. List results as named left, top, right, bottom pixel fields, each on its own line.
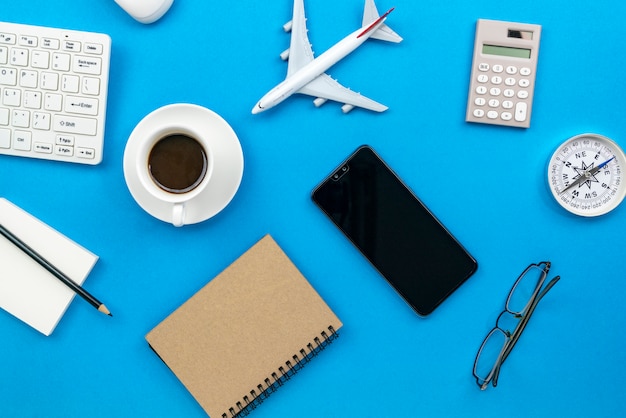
left=114, top=0, right=174, bottom=24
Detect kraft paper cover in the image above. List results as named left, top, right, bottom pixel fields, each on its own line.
left=146, top=234, right=342, bottom=417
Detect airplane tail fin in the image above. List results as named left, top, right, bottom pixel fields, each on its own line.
left=363, top=0, right=403, bottom=43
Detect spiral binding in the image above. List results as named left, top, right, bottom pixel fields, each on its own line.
left=221, top=325, right=339, bottom=418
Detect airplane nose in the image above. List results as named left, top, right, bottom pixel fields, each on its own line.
left=251, top=103, right=263, bottom=114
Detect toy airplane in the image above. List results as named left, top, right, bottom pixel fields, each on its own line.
left=252, top=0, right=402, bottom=114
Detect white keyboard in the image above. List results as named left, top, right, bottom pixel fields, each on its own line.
left=0, top=22, right=111, bottom=165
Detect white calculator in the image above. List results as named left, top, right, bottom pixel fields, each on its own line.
left=465, top=19, right=541, bottom=128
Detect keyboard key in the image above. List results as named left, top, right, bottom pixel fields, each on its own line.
left=0, top=127, right=9, bottom=147
left=31, top=51, right=50, bottom=69
left=65, top=96, right=98, bottom=116
left=13, top=130, right=31, bottom=150
left=10, top=48, right=28, bottom=66
left=84, top=43, right=103, bottom=55
left=44, top=93, right=63, bottom=111
left=62, top=40, right=81, bottom=52
left=0, top=108, right=8, bottom=125
left=52, top=52, right=71, bottom=71
left=34, top=142, right=53, bottom=153
left=73, top=56, right=102, bottom=75
left=19, top=70, right=38, bottom=88
left=41, top=38, right=60, bottom=50
left=3, top=88, right=20, bottom=106
left=12, top=109, right=30, bottom=128
left=0, top=33, right=16, bottom=45
left=23, top=91, right=41, bottom=109
left=61, top=74, right=79, bottom=93
left=0, top=67, right=17, bottom=85
left=82, top=77, right=100, bottom=95
left=40, top=72, right=59, bottom=90
left=53, top=114, right=97, bottom=135
left=33, top=112, right=51, bottom=130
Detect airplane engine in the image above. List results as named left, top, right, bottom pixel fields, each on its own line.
left=283, top=20, right=293, bottom=32
left=280, top=48, right=290, bottom=61
left=341, top=104, right=355, bottom=113
left=313, top=98, right=327, bottom=107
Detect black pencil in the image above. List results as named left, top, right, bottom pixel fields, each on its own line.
left=0, top=223, right=112, bottom=316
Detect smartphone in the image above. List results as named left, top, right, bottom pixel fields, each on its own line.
left=312, top=145, right=477, bottom=316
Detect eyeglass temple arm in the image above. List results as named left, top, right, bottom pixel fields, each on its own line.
left=492, top=275, right=561, bottom=386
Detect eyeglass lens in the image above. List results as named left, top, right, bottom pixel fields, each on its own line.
left=474, top=328, right=507, bottom=383
left=506, top=264, right=546, bottom=315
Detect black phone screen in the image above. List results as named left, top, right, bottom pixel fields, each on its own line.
left=312, top=145, right=477, bottom=316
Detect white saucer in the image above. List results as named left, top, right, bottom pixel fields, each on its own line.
left=123, top=104, right=244, bottom=225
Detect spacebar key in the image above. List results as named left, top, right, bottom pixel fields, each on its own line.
left=53, top=115, right=98, bottom=136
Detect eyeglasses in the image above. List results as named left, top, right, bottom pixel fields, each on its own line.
left=473, top=261, right=560, bottom=390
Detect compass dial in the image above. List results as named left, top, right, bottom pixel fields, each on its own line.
left=548, top=133, right=626, bottom=216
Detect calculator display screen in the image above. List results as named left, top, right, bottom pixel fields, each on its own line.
left=482, top=44, right=531, bottom=59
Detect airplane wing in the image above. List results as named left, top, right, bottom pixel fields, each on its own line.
left=286, top=0, right=315, bottom=77
left=298, top=73, right=388, bottom=112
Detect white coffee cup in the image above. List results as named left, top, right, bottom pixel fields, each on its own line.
left=132, top=125, right=214, bottom=227
left=124, top=103, right=244, bottom=227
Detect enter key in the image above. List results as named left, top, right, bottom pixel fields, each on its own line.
left=65, top=96, right=99, bottom=116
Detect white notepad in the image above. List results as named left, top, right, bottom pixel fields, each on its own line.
left=0, top=198, right=99, bottom=336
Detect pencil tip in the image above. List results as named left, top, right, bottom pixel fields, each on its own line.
left=98, top=304, right=112, bottom=316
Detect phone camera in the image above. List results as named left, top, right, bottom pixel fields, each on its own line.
left=332, top=165, right=349, bottom=181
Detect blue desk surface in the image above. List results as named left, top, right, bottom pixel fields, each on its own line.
left=1, top=1, right=625, bottom=417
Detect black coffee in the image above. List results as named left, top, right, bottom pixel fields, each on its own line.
left=148, top=134, right=208, bottom=194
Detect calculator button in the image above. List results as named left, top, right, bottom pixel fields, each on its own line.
left=520, top=67, right=531, bottom=76
left=473, top=109, right=485, bottom=118
left=519, top=79, right=530, bottom=88
left=517, top=90, right=529, bottom=99
left=503, top=89, right=515, bottom=98
left=478, top=63, right=489, bottom=71
left=506, top=66, right=518, bottom=75
left=474, top=97, right=486, bottom=106
left=502, top=100, right=514, bottom=109
left=491, top=76, right=502, bottom=85
left=515, top=102, right=527, bottom=122
left=505, top=77, right=516, bottom=86
left=492, top=64, right=504, bottom=73
left=487, top=110, right=498, bottom=119
left=476, top=86, right=487, bottom=95
left=477, top=74, right=488, bottom=83
left=501, top=112, right=513, bottom=121
left=488, top=99, right=500, bottom=108
left=489, top=87, right=501, bottom=96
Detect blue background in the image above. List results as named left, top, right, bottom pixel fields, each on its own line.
left=1, top=0, right=625, bottom=417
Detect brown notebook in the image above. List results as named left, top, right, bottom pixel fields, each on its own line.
left=146, top=235, right=343, bottom=418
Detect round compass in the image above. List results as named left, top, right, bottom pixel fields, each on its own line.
left=547, top=133, right=626, bottom=217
